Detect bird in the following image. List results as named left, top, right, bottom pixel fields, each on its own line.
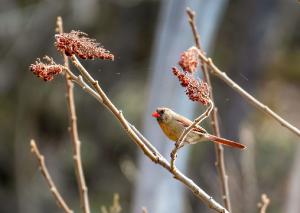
left=152, top=107, right=246, bottom=149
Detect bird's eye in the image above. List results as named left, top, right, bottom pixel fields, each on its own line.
left=160, top=110, right=165, bottom=114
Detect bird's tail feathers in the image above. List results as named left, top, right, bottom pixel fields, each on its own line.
left=207, top=135, right=246, bottom=149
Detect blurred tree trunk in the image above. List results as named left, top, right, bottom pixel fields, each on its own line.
left=132, top=0, right=228, bottom=212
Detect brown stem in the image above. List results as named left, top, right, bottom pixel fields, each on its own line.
left=65, top=56, right=229, bottom=213
left=186, top=8, right=209, bottom=83
left=186, top=8, right=232, bottom=211
left=56, top=17, right=91, bottom=213
left=30, top=140, right=74, bottom=213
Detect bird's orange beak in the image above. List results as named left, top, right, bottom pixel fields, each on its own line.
left=152, top=111, right=160, bottom=118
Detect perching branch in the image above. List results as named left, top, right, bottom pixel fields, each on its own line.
left=195, top=48, right=300, bottom=137
left=170, top=100, right=214, bottom=170
left=30, top=139, right=74, bottom=213
left=62, top=55, right=229, bottom=213
left=257, top=194, right=270, bottom=213
left=56, top=17, right=91, bottom=213
left=186, top=8, right=232, bottom=211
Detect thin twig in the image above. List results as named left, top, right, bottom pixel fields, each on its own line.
left=56, top=17, right=91, bottom=213
left=187, top=8, right=232, bottom=211
left=64, top=56, right=229, bottom=213
left=186, top=8, right=209, bottom=83
left=170, top=100, right=214, bottom=170
left=101, top=207, right=109, bottom=213
left=257, top=194, right=270, bottom=213
left=195, top=49, right=300, bottom=137
left=186, top=8, right=201, bottom=50
left=30, top=139, right=74, bottom=213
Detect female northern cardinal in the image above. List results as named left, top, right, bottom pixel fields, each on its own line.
left=152, top=107, right=246, bottom=149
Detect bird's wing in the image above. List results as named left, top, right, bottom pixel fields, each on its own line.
left=175, top=117, right=208, bottom=134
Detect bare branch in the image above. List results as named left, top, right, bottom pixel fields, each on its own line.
left=186, top=8, right=201, bottom=51
left=186, top=7, right=209, bottom=84
left=195, top=48, right=300, bottom=137
left=30, top=139, right=74, bottom=213
left=186, top=8, right=232, bottom=211
left=258, top=194, right=271, bottom=213
left=56, top=16, right=91, bottom=213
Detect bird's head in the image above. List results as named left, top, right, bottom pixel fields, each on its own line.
left=152, top=107, right=173, bottom=123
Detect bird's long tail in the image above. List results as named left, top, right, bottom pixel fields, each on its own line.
left=207, top=134, right=246, bottom=149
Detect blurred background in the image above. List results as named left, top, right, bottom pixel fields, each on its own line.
left=0, top=0, right=300, bottom=213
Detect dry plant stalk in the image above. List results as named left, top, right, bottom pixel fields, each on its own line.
left=30, top=140, right=74, bottom=213
left=56, top=17, right=91, bottom=213
left=257, top=194, right=270, bottom=213
left=186, top=8, right=232, bottom=211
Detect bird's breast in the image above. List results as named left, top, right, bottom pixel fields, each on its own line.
left=158, top=122, right=182, bottom=142
left=158, top=121, right=206, bottom=144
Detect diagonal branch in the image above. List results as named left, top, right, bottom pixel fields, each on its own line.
left=30, top=139, right=74, bottom=213
left=186, top=8, right=232, bottom=211
left=56, top=17, right=91, bottom=213
left=195, top=49, right=300, bottom=137
left=62, top=56, right=229, bottom=213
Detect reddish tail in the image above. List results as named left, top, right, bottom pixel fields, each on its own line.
left=207, top=135, right=246, bottom=149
